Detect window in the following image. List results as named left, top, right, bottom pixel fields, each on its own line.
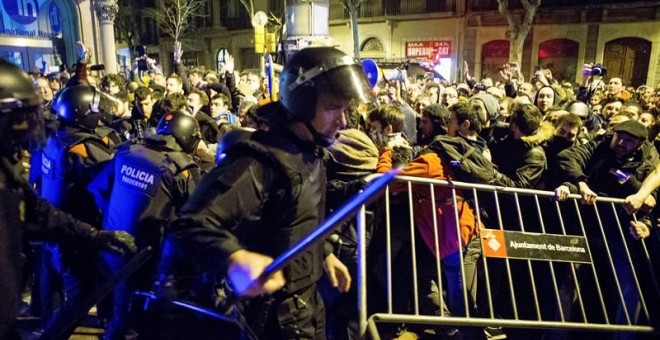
left=538, top=39, right=579, bottom=82
left=481, top=40, right=509, bottom=80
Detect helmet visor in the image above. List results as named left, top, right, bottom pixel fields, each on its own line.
left=9, top=105, right=45, bottom=151
left=287, top=54, right=374, bottom=105
left=322, top=64, right=374, bottom=105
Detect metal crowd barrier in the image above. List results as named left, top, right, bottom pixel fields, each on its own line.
left=359, top=175, right=660, bottom=339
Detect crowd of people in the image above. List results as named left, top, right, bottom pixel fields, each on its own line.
left=2, top=38, right=660, bottom=340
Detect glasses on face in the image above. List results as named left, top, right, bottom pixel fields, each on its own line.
left=442, top=93, right=457, bottom=99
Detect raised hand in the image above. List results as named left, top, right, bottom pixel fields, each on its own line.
left=75, top=41, right=89, bottom=62
left=462, top=60, right=471, bottom=80
left=225, top=55, right=235, bottom=74
left=499, top=63, right=512, bottom=83
left=173, top=41, right=182, bottom=64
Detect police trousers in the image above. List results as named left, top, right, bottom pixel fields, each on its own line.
left=244, top=283, right=326, bottom=340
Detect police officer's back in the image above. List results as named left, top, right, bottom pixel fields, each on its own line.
left=88, top=111, right=201, bottom=339
left=38, top=84, right=118, bottom=334
left=41, top=85, right=116, bottom=222
left=90, top=110, right=201, bottom=249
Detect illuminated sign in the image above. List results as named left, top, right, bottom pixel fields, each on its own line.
left=49, top=2, right=61, bottom=33
left=0, top=28, right=57, bottom=39
left=3, top=0, right=40, bottom=25
left=405, top=40, right=452, bottom=59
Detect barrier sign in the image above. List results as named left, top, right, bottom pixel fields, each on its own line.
left=481, top=229, right=592, bottom=263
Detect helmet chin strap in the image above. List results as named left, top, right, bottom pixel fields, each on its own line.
left=304, top=121, right=334, bottom=147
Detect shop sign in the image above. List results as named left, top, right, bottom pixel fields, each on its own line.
left=3, top=0, right=40, bottom=25
left=0, top=28, right=57, bottom=39
left=405, top=40, right=451, bottom=59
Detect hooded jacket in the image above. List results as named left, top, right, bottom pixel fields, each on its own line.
left=490, top=121, right=556, bottom=189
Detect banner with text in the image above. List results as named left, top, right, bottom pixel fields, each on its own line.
left=481, top=229, right=592, bottom=263
left=405, top=40, right=452, bottom=60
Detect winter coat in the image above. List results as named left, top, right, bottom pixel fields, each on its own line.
left=558, top=134, right=660, bottom=198
left=490, top=121, right=555, bottom=189
left=377, top=147, right=481, bottom=259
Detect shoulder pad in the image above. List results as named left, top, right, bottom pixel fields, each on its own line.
left=116, top=140, right=133, bottom=152
left=215, top=128, right=257, bottom=164
left=61, top=131, right=96, bottom=148
left=214, top=128, right=306, bottom=181
left=166, top=151, right=198, bottom=174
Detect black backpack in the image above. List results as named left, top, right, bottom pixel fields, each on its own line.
left=426, top=135, right=498, bottom=184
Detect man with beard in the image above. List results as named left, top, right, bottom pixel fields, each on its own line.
left=555, top=119, right=657, bottom=202
left=415, top=104, right=449, bottom=148
left=555, top=119, right=658, bottom=333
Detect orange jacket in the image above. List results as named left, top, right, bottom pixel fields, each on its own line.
left=378, top=147, right=481, bottom=259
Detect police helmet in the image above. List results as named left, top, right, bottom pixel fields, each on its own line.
left=156, top=111, right=202, bottom=153
left=52, top=85, right=113, bottom=130
left=279, top=47, right=373, bottom=122
left=0, top=59, right=45, bottom=152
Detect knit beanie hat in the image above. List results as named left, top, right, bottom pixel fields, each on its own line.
left=327, top=128, right=379, bottom=172
left=470, top=93, right=500, bottom=123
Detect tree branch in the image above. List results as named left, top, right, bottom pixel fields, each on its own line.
left=341, top=0, right=366, bottom=14
left=239, top=0, right=254, bottom=18
left=521, top=0, right=540, bottom=25
left=143, top=0, right=206, bottom=42
left=497, top=0, right=517, bottom=40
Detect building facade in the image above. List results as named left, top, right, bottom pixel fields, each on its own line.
left=2, top=0, right=658, bottom=88
left=137, top=0, right=659, bottom=87
left=0, top=0, right=120, bottom=74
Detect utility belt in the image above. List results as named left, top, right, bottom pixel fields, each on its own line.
left=240, top=283, right=318, bottom=338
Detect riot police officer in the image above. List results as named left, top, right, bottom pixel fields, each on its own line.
left=0, top=59, right=135, bottom=340
left=88, top=111, right=202, bottom=339
left=38, top=84, right=119, bottom=334
left=158, top=47, right=374, bottom=339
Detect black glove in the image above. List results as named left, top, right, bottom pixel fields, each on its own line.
left=91, top=230, right=137, bottom=255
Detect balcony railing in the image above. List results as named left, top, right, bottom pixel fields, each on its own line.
left=329, top=0, right=455, bottom=21
left=467, top=0, right=648, bottom=12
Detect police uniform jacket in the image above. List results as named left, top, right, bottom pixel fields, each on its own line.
left=88, top=141, right=199, bottom=249
left=0, top=154, right=105, bottom=339
left=163, top=125, right=328, bottom=294
left=40, top=127, right=115, bottom=225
